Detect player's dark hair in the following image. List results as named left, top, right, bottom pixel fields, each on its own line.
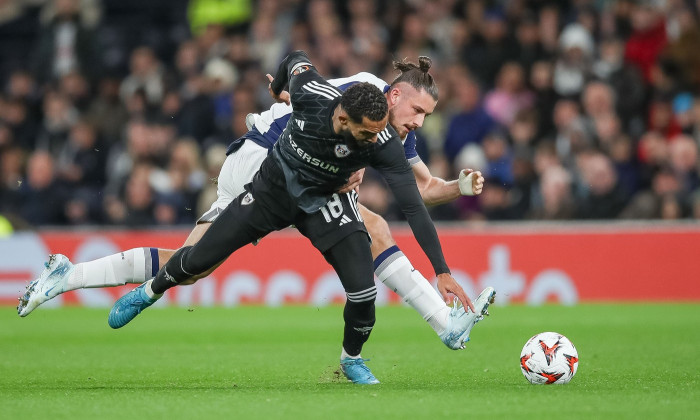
left=390, top=56, right=439, bottom=100
left=340, top=82, right=388, bottom=123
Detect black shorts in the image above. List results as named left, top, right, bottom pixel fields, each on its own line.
left=249, top=158, right=369, bottom=253
left=295, top=190, right=368, bottom=252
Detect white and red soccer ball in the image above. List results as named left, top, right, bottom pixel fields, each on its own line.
left=520, top=332, right=579, bottom=385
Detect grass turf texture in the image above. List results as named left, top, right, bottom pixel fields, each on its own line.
left=2, top=304, right=698, bottom=419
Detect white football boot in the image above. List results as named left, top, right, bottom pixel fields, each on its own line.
left=439, top=287, right=496, bottom=350
left=17, top=254, right=74, bottom=317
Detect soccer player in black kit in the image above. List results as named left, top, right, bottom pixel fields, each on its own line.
left=108, top=51, right=468, bottom=384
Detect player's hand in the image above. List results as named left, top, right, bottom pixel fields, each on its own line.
left=266, top=74, right=290, bottom=105
left=436, top=272, right=475, bottom=313
left=458, top=169, right=484, bottom=196
left=337, top=169, right=364, bottom=193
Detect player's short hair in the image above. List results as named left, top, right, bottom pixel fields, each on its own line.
left=341, top=82, right=388, bottom=123
left=390, top=56, right=439, bottom=100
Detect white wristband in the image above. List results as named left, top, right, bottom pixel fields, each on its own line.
left=458, top=171, right=476, bottom=196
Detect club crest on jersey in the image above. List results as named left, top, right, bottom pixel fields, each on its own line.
left=241, top=192, right=255, bottom=205
left=335, top=144, right=351, bottom=158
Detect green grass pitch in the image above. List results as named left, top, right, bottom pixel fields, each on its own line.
left=2, top=303, right=699, bottom=419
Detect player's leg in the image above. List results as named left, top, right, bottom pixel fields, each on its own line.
left=167, top=140, right=269, bottom=284
left=295, top=192, right=379, bottom=384
left=360, top=204, right=451, bottom=334
left=322, top=231, right=379, bottom=384
left=18, top=141, right=267, bottom=316
left=361, top=204, right=496, bottom=350
left=108, top=157, right=294, bottom=328
left=16, top=247, right=163, bottom=317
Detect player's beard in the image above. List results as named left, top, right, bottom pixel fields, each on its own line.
left=342, top=130, right=367, bottom=150
left=387, top=107, right=407, bottom=138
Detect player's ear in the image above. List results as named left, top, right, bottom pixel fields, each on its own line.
left=388, top=87, right=400, bottom=105
left=337, top=110, right=349, bottom=126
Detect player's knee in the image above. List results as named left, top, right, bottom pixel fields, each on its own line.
left=364, top=212, right=395, bottom=253
left=168, top=246, right=209, bottom=283
left=158, top=249, right=176, bottom=268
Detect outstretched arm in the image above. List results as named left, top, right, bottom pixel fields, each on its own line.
left=412, top=161, right=484, bottom=206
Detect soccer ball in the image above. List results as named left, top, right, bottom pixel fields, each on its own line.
left=519, top=331, right=579, bottom=385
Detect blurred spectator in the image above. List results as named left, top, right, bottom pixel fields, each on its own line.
left=55, top=119, right=106, bottom=190
left=608, top=134, right=639, bottom=197
left=0, top=146, right=24, bottom=215
left=120, top=163, right=156, bottom=226
left=528, top=165, right=575, bottom=220
left=575, top=151, right=629, bottom=219
left=203, top=57, right=238, bottom=134
left=63, top=187, right=102, bottom=225
left=30, top=0, right=100, bottom=85
left=0, top=1, right=39, bottom=81
left=624, top=1, right=667, bottom=83
left=664, top=6, right=700, bottom=90
left=484, top=62, right=534, bottom=126
left=668, top=134, right=700, bottom=193
left=58, top=71, right=91, bottom=111
left=529, top=60, right=558, bottom=138
left=166, top=138, right=207, bottom=217
left=1, top=96, right=39, bottom=151
left=5, top=70, right=39, bottom=104
left=35, top=90, right=78, bottom=155
left=592, top=37, right=646, bottom=132
left=443, top=69, right=494, bottom=164
left=478, top=177, right=517, bottom=220
left=249, top=15, right=285, bottom=73
left=582, top=81, right=616, bottom=122
left=513, top=11, right=548, bottom=71
left=553, top=23, right=594, bottom=97
left=552, top=99, right=590, bottom=166
left=119, top=46, right=165, bottom=106
left=482, top=130, right=513, bottom=186
left=176, top=69, right=216, bottom=144
left=85, top=76, right=129, bottom=145
left=647, top=96, right=682, bottom=140
left=538, top=4, right=561, bottom=55
left=105, top=119, right=162, bottom=195
left=621, top=167, right=683, bottom=219
left=509, top=110, right=538, bottom=153
left=672, top=92, right=695, bottom=134
left=18, top=150, right=66, bottom=225
left=463, top=7, right=514, bottom=87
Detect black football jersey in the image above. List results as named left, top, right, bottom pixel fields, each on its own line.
left=271, top=51, right=409, bottom=213
left=269, top=51, right=449, bottom=275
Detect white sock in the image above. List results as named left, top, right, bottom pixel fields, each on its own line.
left=374, top=247, right=450, bottom=335
left=65, top=248, right=156, bottom=291
left=341, top=347, right=361, bottom=360
left=142, top=279, right=162, bottom=299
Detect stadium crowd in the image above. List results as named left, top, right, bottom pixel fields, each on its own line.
left=1, top=0, right=700, bottom=228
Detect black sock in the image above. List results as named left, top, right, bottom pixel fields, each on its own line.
left=342, top=300, right=375, bottom=356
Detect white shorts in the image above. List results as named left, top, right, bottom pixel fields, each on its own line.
left=197, top=140, right=269, bottom=223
